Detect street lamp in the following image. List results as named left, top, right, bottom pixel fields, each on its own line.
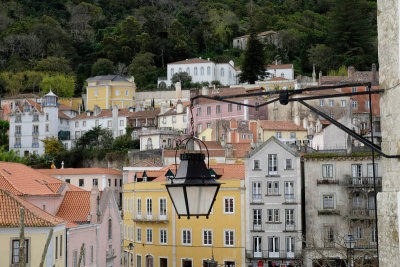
left=344, top=234, right=356, bottom=267
left=166, top=136, right=221, bottom=219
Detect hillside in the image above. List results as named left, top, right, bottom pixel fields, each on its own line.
left=0, top=0, right=377, bottom=95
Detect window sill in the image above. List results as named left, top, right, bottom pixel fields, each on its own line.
left=250, top=202, right=264, bottom=205
left=265, top=222, right=281, bottom=224
left=318, top=210, right=340, bottom=216
left=265, top=175, right=280, bottom=178
left=284, top=168, right=294, bottom=171
left=265, top=194, right=281, bottom=197
left=252, top=169, right=262, bottom=171
left=317, top=179, right=339, bottom=185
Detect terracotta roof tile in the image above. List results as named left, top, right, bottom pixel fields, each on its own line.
left=58, top=111, right=71, bottom=119
left=259, top=120, right=307, bottom=131
left=37, top=168, right=122, bottom=176
left=56, top=191, right=90, bottom=223
left=153, top=163, right=244, bottom=181
left=0, top=189, right=64, bottom=227
left=0, top=162, right=61, bottom=196
left=267, top=64, right=293, bottom=70
left=169, top=58, right=212, bottom=65
left=72, top=108, right=133, bottom=120
left=267, top=77, right=289, bottom=81
left=127, top=109, right=160, bottom=118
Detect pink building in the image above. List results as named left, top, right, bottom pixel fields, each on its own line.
left=191, top=87, right=267, bottom=136
left=57, top=188, right=122, bottom=267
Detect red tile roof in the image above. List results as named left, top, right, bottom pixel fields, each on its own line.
left=259, top=120, right=307, bottom=131
left=0, top=162, right=63, bottom=196
left=56, top=191, right=90, bottom=223
left=0, top=189, right=64, bottom=227
left=127, top=109, right=160, bottom=118
left=72, top=108, right=133, bottom=120
left=37, top=168, right=122, bottom=176
left=153, top=163, right=244, bottom=181
left=267, top=77, right=289, bottom=81
left=169, top=58, right=212, bottom=65
left=267, top=64, right=294, bottom=70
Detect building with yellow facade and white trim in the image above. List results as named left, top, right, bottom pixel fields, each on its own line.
left=86, top=75, right=136, bottom=110
left=122, top=163, right=246, bottom=267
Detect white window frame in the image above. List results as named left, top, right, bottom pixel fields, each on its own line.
left=202, top=229, right=213, bottom=246
left=159, top=198, right=167, bottom=219
left=323, top=195, right=334, bottom=209
left=146, top=228, right=153, bottom=244
left=285, top=159, right=292, bottom=169
left=322, top=164, right=333, bottom=179
left=159, top=229, right=167, bottom=245
left=181, top=229, right=192, bottom=246
left=223, top=197, right=235, bottom=214
left=146, top=198, right=153, bottom=218
left=137, top=227, right=142, bottom=243
left=224, top=230, right=235, bottom=247
left=137, top=198, right=142, bottom=217
left=268, top=154, right=278, bottom=175
left=253, top=160, right=260, bottom=170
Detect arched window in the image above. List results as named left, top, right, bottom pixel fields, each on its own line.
left=186, top=67, right=190, bottom=75
left=145, top=255, right=154, bottom=267
left=281, top=73, right=285, bottom=78
left=207, top=66, right=211, bottom=75
left=200, top=67, right=204, bottom=76
left=178, top=67, right=182, bottom=72
left=170, top=68, right=174, bottom=78
left=194, top=67, right=198, bottom=76
left=220, top=68, right=224, bottom=77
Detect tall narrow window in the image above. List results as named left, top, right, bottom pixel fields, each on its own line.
left=253, top=236, right=262, bottom=258
left=284, top=182, right=294, bottom=203
left=224, top=230, right=234, bottom=246
left=159, top=198, right=167, bottom=218
left=285, top=209, right=295, bottom=231
left=268, top=154, right=277, bottom=175
left=202, top=230, right=213, bottom=246
left=137, top=198, right=142, bottom=216
left=268, top=237, right=279, bottom=257
left=252, top=182, right=262, bottom=202
left=146, top=198, right=152, bottom=217
left=253, top=209, right=262, bottom=230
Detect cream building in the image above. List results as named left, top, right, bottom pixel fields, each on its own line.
left=158, top=100, right=189, bottom=134
left=86, top=75, right=136, bottom=110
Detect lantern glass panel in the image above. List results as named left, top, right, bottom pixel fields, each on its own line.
left=167, top=186, right=187, bottom=215
left=187, top=185, right=219, bottom=215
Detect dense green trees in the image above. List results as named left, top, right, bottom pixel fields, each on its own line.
left=0, top=0, right=378, bottom=94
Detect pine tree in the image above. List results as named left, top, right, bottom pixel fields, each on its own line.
left=239, top=16, right=266, bottom=84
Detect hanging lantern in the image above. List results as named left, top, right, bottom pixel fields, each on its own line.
left=166, top=136, right=220, bottom=219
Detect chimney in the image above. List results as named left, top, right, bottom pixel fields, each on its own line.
left=202, top=86, right=209, bottom=96
left=318, top=71, right=322, bottom=86
left=225, top=143, right=233, bottom=157
left=371, top=63, right=377, bottom=84
left=129, top=106, right=134, bottom=112
left=294, top=115, right=300, bottom=126
left=89, top=186, right=99, bottom=223
left=175, top=82, right=182, bottom=99
left=112, top=105, right=118, bottom=139
left=176, top=99, right=183, bottom=113
left=348, top=66, right=355, bottom=77
left=312, top=64, right=316, bottom=83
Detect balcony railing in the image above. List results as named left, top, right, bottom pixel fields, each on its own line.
left=285, top=223, right=295, bottom=231
left=252, top=194, right=262, bottom=203
left=245, top=250, right=300, bottom=260
left=32, top=131, right=39, bottom=136
left=348, top=177, right=382, bottom=187
left=349, top=208, right=376, bottom=219
left=284, top=194, right=295, bottom=203
left=14, top=144, right=21, bottom=148
left=132, top=212, right=168, bottom=222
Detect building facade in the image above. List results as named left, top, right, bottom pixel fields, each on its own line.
left=158, top=58, right=238, bottom=87
left=86, top=75, right=136, bottom=110
left=303, top=154, right=381, bottom=266
left=8, top=91, right=73, bottom=156
left=245, top=137, right=303, bottom=266
left=122, top=163, right=246, bottom=267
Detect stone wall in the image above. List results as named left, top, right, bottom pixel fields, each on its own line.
left=377, top=0, right=400, bottom=264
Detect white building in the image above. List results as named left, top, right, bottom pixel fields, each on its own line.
left=245, top=137, right=302, bottom=266
left=70, top=106, right=134, bottom=146
left=158, top=58, right=238, bottom=87
left=8, top=91, right=74, bottom=156
left=158, top=100, right=189, bottom=134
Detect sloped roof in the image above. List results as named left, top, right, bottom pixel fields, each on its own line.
left=72, top=108, right=133, bottom=120
left=56, top=191, right=90, bottom=223
left=127, top=109, right=160, bottom=119
left=86, top=75, right=131, bottom=82
left=259, top=120, right=307, bottom=131
left=169, top=58, right=212, bottom=65
left=153, top=163, right=245, bottom=181
left=0, top=162, right=62, bottom=196
left=267, top=64, right=293, bottom=70
left=37, top=168, right=122, bottom=176
left=0, top=189, right=64, bottom=227
left=247, top=136, right=299, bottom=158
left=267, top=77, right=289, bottom=81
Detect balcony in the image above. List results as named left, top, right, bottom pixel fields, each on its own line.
left=283, top=194, right=296, bottom=204
left=32, top=131, right=39, bottom=136
left=245, top=250, right=300, bottom=260
left=251, top=194, right=263, bottom=204
left=32, top=143, right=39, bottom=148
left=318, top=209, right=340, bottom=216
left=251, top=224, right=263, bottom=232
left=349, top=208, right=376, bottom=220
left=132, top=212, right=168, bottom=223
left=348, top=177, right=382, bottom=188
left=284, top=223, right=296, bottom=231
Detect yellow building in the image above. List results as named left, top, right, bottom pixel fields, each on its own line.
left=259, top=120, right=308, bottom=142
left=86, top=75, right=136, bottom=110
left=122, top=163, right=246, bottom=267
left=0, top=189, right=66, bottom=267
